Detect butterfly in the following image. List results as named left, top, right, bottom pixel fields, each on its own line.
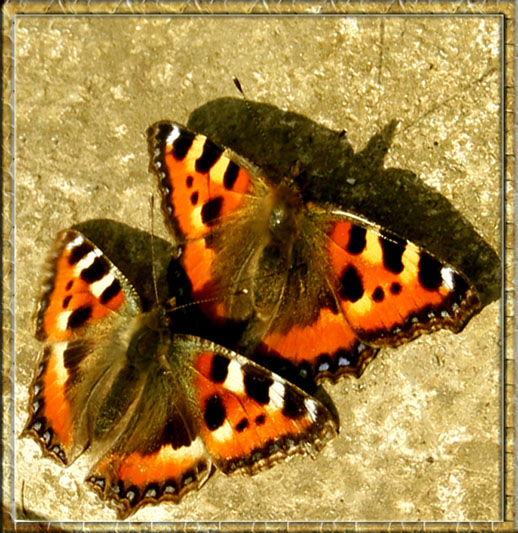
left=146, top=119, right=482, bottom=391
left=23, top=229, right=337, bottom=518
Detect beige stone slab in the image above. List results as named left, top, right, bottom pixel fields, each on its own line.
left=3, top=1, right=512, bottom=531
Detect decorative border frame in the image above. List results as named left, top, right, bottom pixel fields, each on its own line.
left=2, top=1, right=515, bottom=531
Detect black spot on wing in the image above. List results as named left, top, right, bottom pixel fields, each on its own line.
left=347, top=225, right=366, bottom=254
left=68, top=241, right=93, bottom=265
left=243, top=364, right=272, bottom=405
left=81, top=256, right=109, bottom=283
left=223, top=161, right=240, bottom=190
left=172, top=130, right=195, bottom=161
left=236, top=418, right=248, bottom=432
left=201, top=197, right=223, bottom=226
left=196, top=138, right=223, bottom=173
left=390, top=282, right=402, bottom=294
left=339, top=265, right=364, bottom=302
left=204, top=394, right=226, bottom=431
left=100, top=279, right=121, bottom=305
left=372, top=286, right=384, bottom=302
left=210, top=354, right=229, bottom=383
left=161, top=411, right=194, bottom=450
left=152, top=122, right=172, bottom=145
left=190, top=191, right=199, bottom=205
left=418, top=252, right=442, bottom=291
left=67, top=305, right=92, bottom=329
left=282, top=386, right=307, bottom=419
left=380, top=235, right=406, bottom=274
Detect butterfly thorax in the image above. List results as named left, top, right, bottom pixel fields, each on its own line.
left=266, top=182, right=304, bottom=245
left=126, top=310, right=164, bottom=363
left=227, top=183, right=312, bottom=345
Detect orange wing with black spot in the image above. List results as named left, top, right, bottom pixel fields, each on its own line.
left=26, top=231, right=337, bottom=519
left=24, top=230, right=215, bottom=518
left=256, top=212, right=480, bottom=384
left=85, top=332, right=214, bottom=519
left=86, top=333, right=336, bottom=519
left=186, top=339, right=336, bottom=475
left=24, top=229, right=142, bottom=465
left=148, top=122, right=262, bottom=304
left=148, top=122, right=480, bottom=389
left=321, top=213, right=480, bottom=345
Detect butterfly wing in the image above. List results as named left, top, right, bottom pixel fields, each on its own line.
left=147, top=122, right=480, bottom=388
left=86, top=327, right=213, bottom=519
left=320, top=211, right=480, bottom=343
left=256, top=209, right=481, bottom=382
left=147, top=122, right=261, bottom=240
left=23, top=230, right=143, bottom=464
left=148, top=121, right=272, bottom=322
left=86, top=333, right=336, bottom=518
left=180, top=336, right=337, bottom=474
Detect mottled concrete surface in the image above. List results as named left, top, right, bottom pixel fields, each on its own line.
left=10, top=11, right=503, bottom=525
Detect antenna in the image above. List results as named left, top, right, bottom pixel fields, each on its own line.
left=232, top=77, right=269, bottom=154
left=232, top=76, right=244, bottom=95
left=166, top=288, right=249, bottom=315
left=149, top=195, right=160, bottom=306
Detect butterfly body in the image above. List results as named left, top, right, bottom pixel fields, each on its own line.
left=24, top=230, right=337, bottom=518
left=148, top=121, right=481, bottom=389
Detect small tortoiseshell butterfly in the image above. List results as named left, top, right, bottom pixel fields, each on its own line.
left=23, top=229, right=337, bottom=518
left=147, top=120, right=482, bottom=389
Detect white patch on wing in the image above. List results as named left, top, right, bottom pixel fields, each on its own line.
left=268, top=380, right=285, bottom=407
left=56, top=310, right=72, bottom=333
left=166, top=124, right=181, bottom=147
left=65, top=234, right=84, bottom=250
left=441, top=266, right=455, bottom=291
left=223, top=360, right=245, bottom=394
left=304, top=398, right=318, bottom=422
left=50, top=343, right=69, bottom=388
left=90, top=272, right=116, bottom=299
left=210, top=420, right=233, bottom=442
left=164, top=436, right=206, bottom=460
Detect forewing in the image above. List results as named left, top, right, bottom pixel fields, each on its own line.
left=24, top=230, right=142, bottom=464
left=321, top=212, right=481, bottom=345
left=148, top=122, right=270, bottom=319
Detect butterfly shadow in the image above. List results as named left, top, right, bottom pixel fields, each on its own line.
left=185, top=97, right=500, bottom=309
left=73, top=220, right=174, bottom=311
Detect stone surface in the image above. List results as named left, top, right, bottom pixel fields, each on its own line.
left=11, top=10, right=502, bottom=525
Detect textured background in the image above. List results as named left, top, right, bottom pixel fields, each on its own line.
left=12, top=12, right=502, bottom=524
